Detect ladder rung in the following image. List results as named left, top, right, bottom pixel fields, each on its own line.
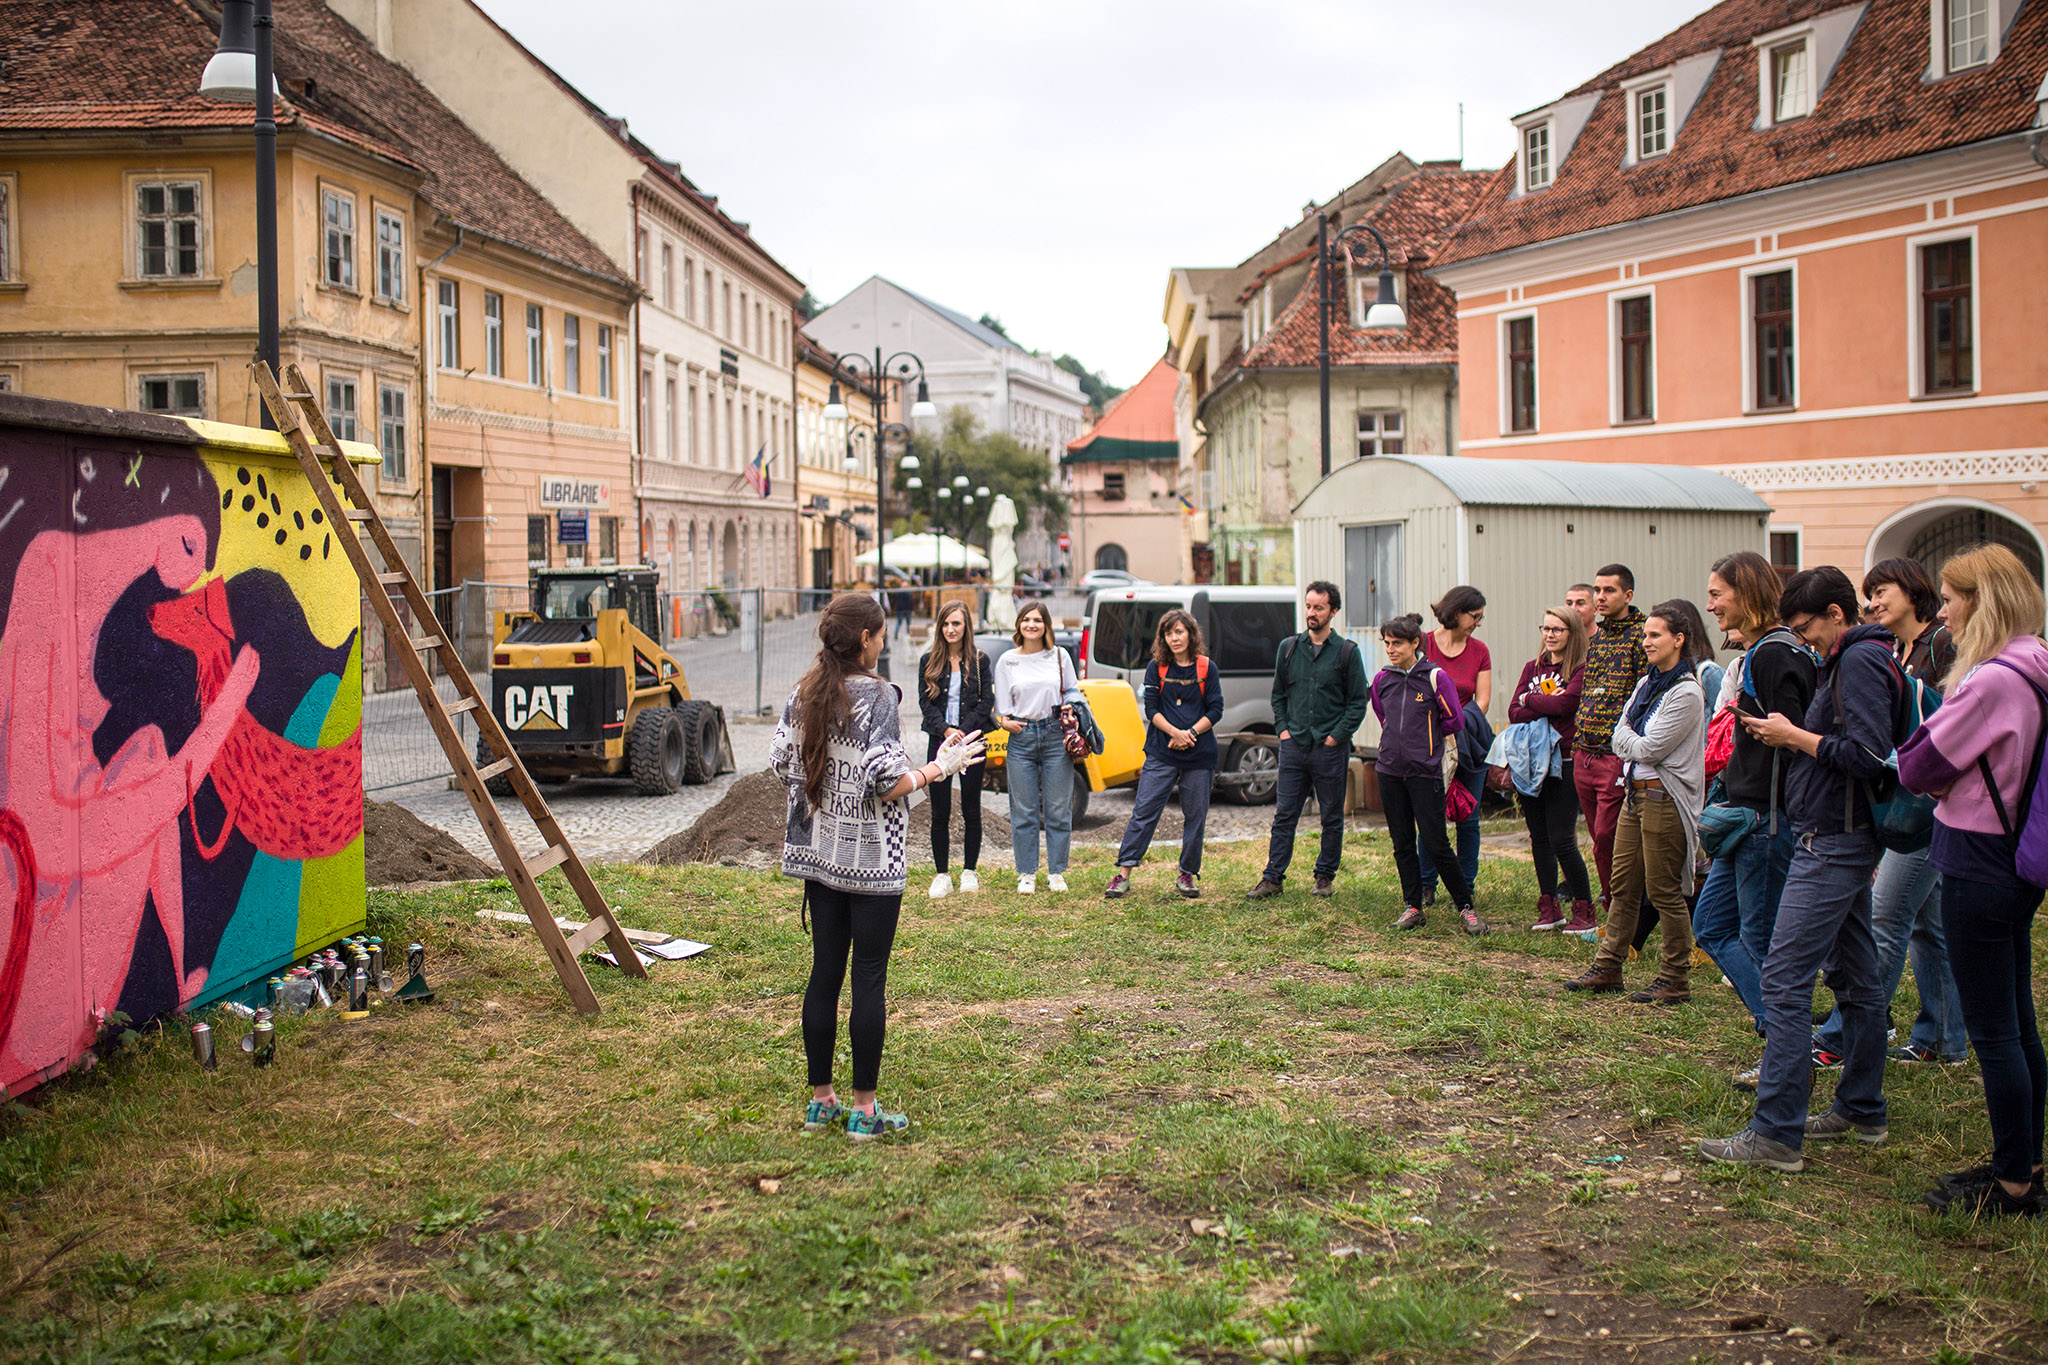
left=446, top=696, right=479, bottom=715
left=474, top=757, right=514, bottom=781
left=563, top=918, right=610, bottom=957
left=377, top=571, right=408, bottom=585
left=526, top=844, right=571, bottom=879
left=345, top=508, right=373, bottom=522
left=407, top=633, right=444, bottom=652
left=281, top=387, right=317, bottom=403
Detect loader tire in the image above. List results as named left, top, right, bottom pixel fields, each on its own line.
left=629, top=706, right=685, bottom=795
left=676, top=699, right=717, bottom=785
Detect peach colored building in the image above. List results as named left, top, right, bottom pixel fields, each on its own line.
left=1432, top=0, right=2048, bottom=587
left=1062, top=358, right=1185, bottom=583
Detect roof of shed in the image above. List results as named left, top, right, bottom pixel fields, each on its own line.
left=1319, top=455, right=1771, bottom=513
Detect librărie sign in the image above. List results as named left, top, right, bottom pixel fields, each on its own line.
left=538, top=475, right=610, bottom=510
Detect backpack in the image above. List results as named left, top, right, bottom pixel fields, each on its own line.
left=1279, top=632, right=1357, bottom=676
left=1831, top=640, right=1941, bottom=852
left=1977, top=659, right=2048, bottom=888
left=1702, top=629, right=1803, bottom=831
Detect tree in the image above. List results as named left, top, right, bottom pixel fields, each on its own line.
left=795, top=289, right=822, bottom=322
left=976, top=312, right=1012, bottom=339
left=1053, top=354, right=1125, bottom=411
left=898, top=409, right=1064, bottom=547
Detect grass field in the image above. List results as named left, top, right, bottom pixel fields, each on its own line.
left=2, top=826, right=2044, bottom=1364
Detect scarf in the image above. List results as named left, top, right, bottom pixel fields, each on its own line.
left=1625, top=660, right=1690, bottom=733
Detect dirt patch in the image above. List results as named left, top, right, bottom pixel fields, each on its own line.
left=643, top=767, right=1012, bottom=866
left=364, top=799, right=496, bottom=886
left=304, top=1201, right=543, bottom=1314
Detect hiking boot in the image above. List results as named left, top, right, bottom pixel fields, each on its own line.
left=1563, top=965, right=1624, bottom=994
left=1313, top=876, right=1335, bottom=898
left=1560, top=900, right=1597, bottom=934
left=1924, top=1179, right=2043, bottom=1218
left=1699, top=1129, right=1806, bottom=1172
left=1805, top=1110, right=1887, bottom=1144
left=846, top=1103, right=909, bottom=1141
left=1421, top=889, right=1437, bottom=908
left=1732, top=1063, right=1761, bottom=1092
left=1529, top=895, right=1565, bottom=932
left=1394, top=906, right=1426, bottom=931
left=1245, top=879, right=1284, bottom=900
left=803, top=1098, right=846, bottom=1133
left=1104, top=871, right=1131, bottom=900
left=1177, top=872, right=1200, bottom=899
left=1458, top=905, right=1488, bottom=936
left=1626, top=978, right=1691, bottom=1006
left=1811, top=1045, right=1845, bottom=1070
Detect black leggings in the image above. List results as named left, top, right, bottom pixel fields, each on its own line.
left=926, top=734, right=983, bottom=872
left=1517, top=765, right=1592, bottom=902
left=1379, top=769, right=1473, bottom=910
left=801, top=882, right=902, bottom=1092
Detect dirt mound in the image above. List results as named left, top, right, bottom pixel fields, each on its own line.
left=364, top=799, right=497, bottom=886
left=642, top=768, right=1012, bottom=867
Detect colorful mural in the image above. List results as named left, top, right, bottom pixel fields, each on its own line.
left=0, top=406, right=367, bottom=1095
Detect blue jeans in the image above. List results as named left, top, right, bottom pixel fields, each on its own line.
left=1942, top=874, right=2048, bottom=1186
left=1006, top=718, right=1072, bottom=877
left=1262, top=738, right=1348, bottom=884
left=1690, top=821, right=1796, bottom=1030
left=1115, top=759, right=1213, bottom=876
left=1752, top=830, right=1886, bottom=1151
left=1421, top=764, right=1484, bottom=901
left=1814, top=847, right=1965, bottom=1060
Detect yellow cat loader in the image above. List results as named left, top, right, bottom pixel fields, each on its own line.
left=483, top=566, right=731, bottom=795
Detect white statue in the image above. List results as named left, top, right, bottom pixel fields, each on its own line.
left=985, top=494, right=1019, bottom=632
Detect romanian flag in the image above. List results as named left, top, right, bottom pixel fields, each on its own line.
left=745, top=443, right=771, bottom=497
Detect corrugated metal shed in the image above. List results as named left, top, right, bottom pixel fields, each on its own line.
left=1352, top=455, right=1771, bottom=514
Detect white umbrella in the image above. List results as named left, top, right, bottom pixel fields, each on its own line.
left=984, top=494, right=1019, bottom=631
left=853, top=532, right=988, bottom=572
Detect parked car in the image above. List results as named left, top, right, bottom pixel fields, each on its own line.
left=1079, top=568, right=1148, bottom=592
left=1011, top=572, right=1056, bottom=598
left=1082, top=585, right=1299, bottom=804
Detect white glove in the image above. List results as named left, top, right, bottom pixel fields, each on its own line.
left=934, top=729, right=986, bottom=778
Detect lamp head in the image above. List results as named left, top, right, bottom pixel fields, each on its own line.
left=821, top=381, right=847, bottom=422
left=975, top=485, right=990, bottom=497
left=904, top=476, right=923, bottom=490
left=899, top=453, right=919, bottom=472
left=910, top=379, right=938, bottom=419
left=952, top=474, right=969, bottom=488
left=199, top=0, right=270, bottom=103
left=1363, top=269, right=1406, bottom=329
left=937, top=486, right=951, bottom=500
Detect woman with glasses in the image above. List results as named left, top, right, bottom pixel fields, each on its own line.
left=1512, top=607, right=1593, bottom=931
left=1422, top=585, right=1491, bottom=905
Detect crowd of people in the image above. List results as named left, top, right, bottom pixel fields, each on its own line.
left=766, top=546, right=2048, bottom=1222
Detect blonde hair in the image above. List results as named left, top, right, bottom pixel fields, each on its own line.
left=1542, top=606, right=1588, bottom=679
left=1942, top=545, right=2046, bottom=680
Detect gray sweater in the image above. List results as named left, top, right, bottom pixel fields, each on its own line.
left=1610, top=670, right=1708, bottom=895
left=769, top=675, right=920, bottom=895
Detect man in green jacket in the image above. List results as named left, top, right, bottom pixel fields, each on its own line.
left=1247, top=580, right=1370, bottom=899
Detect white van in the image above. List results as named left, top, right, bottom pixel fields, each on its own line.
left=1082, top=585, right=1298, bottom=804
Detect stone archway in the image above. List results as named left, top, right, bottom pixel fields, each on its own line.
left=1095, top=542, right=1128, bottom=572
left=721, top=520, right=740, bottom=590
left=1867, top=497, right=2045, bottom=586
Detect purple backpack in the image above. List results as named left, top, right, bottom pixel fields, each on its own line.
left=1979, top=660, right=2048, bottom=889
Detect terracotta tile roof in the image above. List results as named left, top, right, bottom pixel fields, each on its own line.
left=1435, top=0, right=2048, bottom=267
left=0, top=0, right=629, bottom=286
left=1066, top=357, right=1177, bottom=455
left=1235, top=168, right=1494, bottom=370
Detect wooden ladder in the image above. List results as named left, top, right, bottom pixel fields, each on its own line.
left=253, top=361, right=645, bottom=1013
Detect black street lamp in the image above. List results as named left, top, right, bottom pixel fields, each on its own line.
left=824, top=352, right=937, bottom=680
left=199, top=0, right=281, bottom=427
left=1316, top=212, right=1407, bottom=478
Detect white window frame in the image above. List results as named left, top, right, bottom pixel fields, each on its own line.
left=1608, top=288, right=1657, bottom=426
left=483, top=291, right=503, bottom=377
left=130, top=174, right=208, bottom=280
left=1354, top=409, right=1405, bottom=458
left=1931, top=0, right=1999, bottom=73
left=137, top=371, right=206, bottom=417
left=597, top=324, right=613, bottom=399
left=1906, top=225, right=1980, bottom=400
left=562, top=314, right=580, bottom=395
left=1772, top=39, right=1813, bottom=121
left=0, top=172, right=16, bottom=285
left=1633, top=82, right=1671, bottom=161
left=684, top=257, right=695, bottom=320
left=0, top=369, right=15, bottom=391
left=325, top=372, right=359, bottom=442
left=1498, top=309, right=1539, bottom=435
left=373, top=204, right=405, bottom=304
left=1739, top=260, right=1801, bottom=415
left=661, top=241, right=674, bottom=312
left=1520, top=121, right=1553, bottom=192
left=1351, top=268, right=1406, bottom=326
left=1768, top=524, right=1805, bottom=575
left=377, top=381, right=408, bottom=484
left=665, top=371, right=680, bottom=460
left=437, top=279, right=460, bottom=369
left=525, top=302, right=545, bottom=385
left=320, top=185, right=357, bottom=292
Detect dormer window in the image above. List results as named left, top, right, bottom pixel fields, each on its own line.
left=1524, top=123, right=1553, bottom=190
left=1949, top=0, right=1991, bottom=66
left=1751, top=5, right=1864, bottom=127
left=1771, top=41, right=1813, bottom=120
left=1637, top=86, right=1670, bottom=157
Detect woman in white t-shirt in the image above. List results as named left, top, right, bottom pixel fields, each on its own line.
left=992, top=601, right=1077, bottom=894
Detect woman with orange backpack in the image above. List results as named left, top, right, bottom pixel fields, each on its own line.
left=1104, top=610, right=1224, bottom=900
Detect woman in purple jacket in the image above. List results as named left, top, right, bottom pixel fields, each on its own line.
left=1373, top=614, right=1481, bottom=935
left=1898, top=545, right=2048, bottom=1219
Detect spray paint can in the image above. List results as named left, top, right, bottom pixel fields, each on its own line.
left=250, top=1010, right=275, bottom=1067
left=367, top=944, right=386, bottom=992
left=266, top=977, right=285, bottom=1009
left=344, top=968, right=370, bottom=1018
left=191, top=1020, right=216, bottom=1070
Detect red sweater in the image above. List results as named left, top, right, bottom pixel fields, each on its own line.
left=1508, top=657, right=1585, bottom=753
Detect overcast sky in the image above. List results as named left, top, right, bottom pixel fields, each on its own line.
left=475, top=0, right=1711, bottom=390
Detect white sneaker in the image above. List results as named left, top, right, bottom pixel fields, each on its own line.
left=1017, top=875, right=1036, bottom=894
left=1046, top=873, right=1069, bottom=893
left=928, top=873, right=952, bottom=900
left=959, top=869, right=980, bottom=893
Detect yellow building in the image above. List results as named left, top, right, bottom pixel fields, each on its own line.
left=795, top=331, right=893, bottom=598
left=0, top=0, right=637, bottom=687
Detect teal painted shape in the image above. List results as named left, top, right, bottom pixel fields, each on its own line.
left=198, top=674, right=341, bottom=993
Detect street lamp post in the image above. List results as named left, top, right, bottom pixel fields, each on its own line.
left=200, top=0, right=281, bottom=426
left=1315, top=212, right=1408, bottom=478
left=824, top=351, right=937, bottom=680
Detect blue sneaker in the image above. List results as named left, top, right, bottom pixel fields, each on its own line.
left=803, top=1099, right=845, bottom=1133
left=846, top=1103, right=909, bottom=1141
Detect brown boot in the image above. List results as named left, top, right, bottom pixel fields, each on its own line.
left=1530, top=894, right=1565, bottom=931
left=1627, top=978, right=1692, bottom=1005
left=1563, top=965, right=1624, bottom=993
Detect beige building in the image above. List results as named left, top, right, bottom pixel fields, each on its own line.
left=794, top=331, right=889, bottom=599
left=1061, top=358, right=1185, bottom=583
left=324, top=0, right=807, bottom=610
